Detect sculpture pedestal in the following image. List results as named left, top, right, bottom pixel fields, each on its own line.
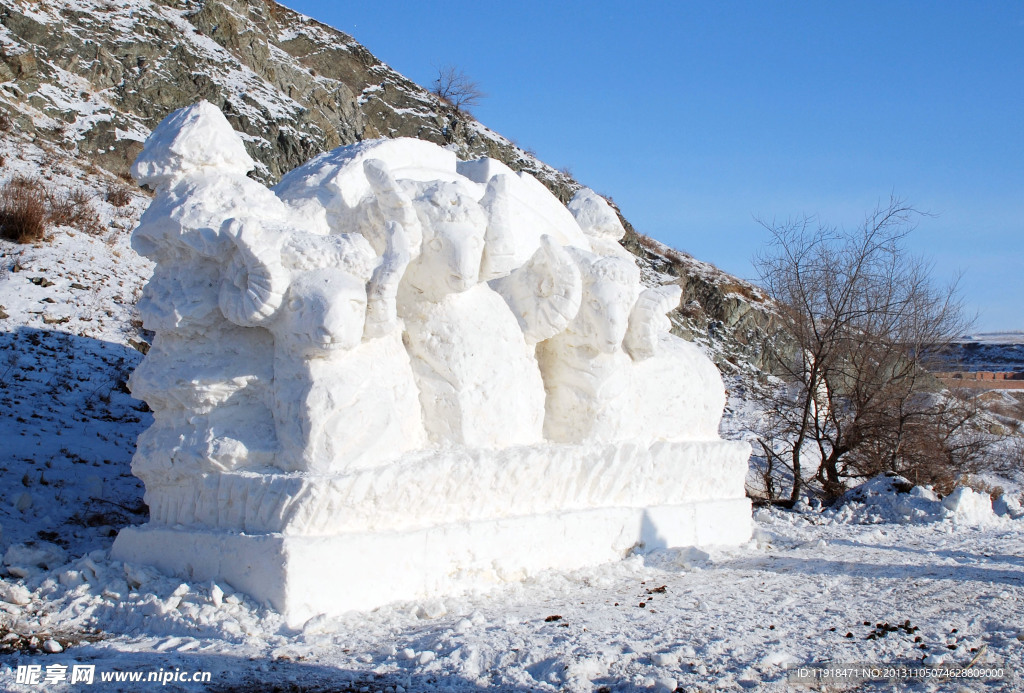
left=113, top=441, right=752, bottom=627
left=114, top=499, right=750, bottom=627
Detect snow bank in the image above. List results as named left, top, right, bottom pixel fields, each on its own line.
left=829, top=475, right=944, bottom=525
left=829, top=474, right=1017, bottom=528
left=942, top=487, right=999, bottom=525
left=994, top=492, right=1024, bottom=519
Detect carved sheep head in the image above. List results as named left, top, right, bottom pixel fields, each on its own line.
left=569, top=250, right=642, bottom=354
left=403, top=181, right=487, bottom=299
left=277, top=269, right=368, bottom=355
left=219, top=221, right=377, bottom=355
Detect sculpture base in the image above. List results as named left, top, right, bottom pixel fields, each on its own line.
left=115, top=440, right=752, bottom=626
left=113, top=498, right=751, bottom=627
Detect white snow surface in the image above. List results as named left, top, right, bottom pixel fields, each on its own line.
left=1, top=497, right=1023, bottom=691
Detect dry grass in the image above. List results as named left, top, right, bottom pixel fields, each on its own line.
left=718, top=279, right=762, bottom=302
left=637, top=233, right=691, bottom=265
left=0, top=176, right=47, bottom=243
left=0, top=177, right=106, bottom=242
left=960, top=476, right=1005, bottom=501
left=105, top=183, right=132, bottom=207
left=47, top=188, right=103, bottom=235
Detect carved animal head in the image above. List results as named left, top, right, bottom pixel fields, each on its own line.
left=403, top=181, right=487, bottom=299
left=276, top=269, right=368, bottom=355
left=219, top=222, right=377, bottom=355
left=569, top=250, right=641, bottom=354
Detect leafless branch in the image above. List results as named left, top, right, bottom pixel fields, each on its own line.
left=752, top=197, right=978, bottom=503
left=431, top=64, right=486, bottom=114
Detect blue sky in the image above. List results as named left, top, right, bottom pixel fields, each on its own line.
left=282, top=1, right=1023, bottom=332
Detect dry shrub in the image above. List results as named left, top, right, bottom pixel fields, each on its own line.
left=47, top=188, right=103, bottom=235
left=961, top=476, right=1005, bottom=501
left=46, top=188, right=77, bottom=225
left=431, top=65, right=485, bottom=113
left=105, top=184, right=131, bottom=208
left=0, top=112, right=11, bottom=132
left=718, top=280, right=761, bottom=302
left=849, top=392, right=995, bottom=497
left=0, top=176, right=47, bottom=243
left=637, top=233, right=691, bottom=265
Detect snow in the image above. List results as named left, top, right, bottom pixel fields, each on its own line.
left=0, top=498, right=1022, bottom=690
left=131, top=101, right=255, bottom=185
left=942, top=487, right=1000, bottom=526
left=961, top=331, right=1024, bottom=345
left=568, top=188, right=626, bottom=243
left=994, top=493, right=1024, bottom=519
left=2, top=251, right=1023, bottom=688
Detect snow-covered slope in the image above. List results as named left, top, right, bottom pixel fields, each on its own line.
left=0, top=129, right=152, bottom=560
left=0, top=0, right=571, bottom=189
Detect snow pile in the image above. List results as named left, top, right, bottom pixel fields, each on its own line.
left=994, top=492, right=1024, bottom=519
left=827, top=474, right=1018, bottom=528
left=0, top=548, right=282, bottom=650
left=942, top=487, right=1000, bottom=526
left=829, top=475, right=946, bottom=525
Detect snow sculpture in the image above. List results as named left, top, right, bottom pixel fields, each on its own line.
left=114, top=101, right=752, bottom=627
left=538, top=250, right=641, bottom=443
left=126, top=102, right=283, bottom=479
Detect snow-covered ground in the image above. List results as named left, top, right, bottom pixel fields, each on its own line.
left=0, top=475, right=1022, bottom=691
left=2, top=131, right=1024, bottom=692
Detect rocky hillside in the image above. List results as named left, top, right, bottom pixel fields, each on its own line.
left=0, top=0, right=777, bottom=369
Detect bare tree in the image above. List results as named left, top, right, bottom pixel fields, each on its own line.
left=753, top=197, right=976, bottom=504
left=431, top=65, right=485, bottom=113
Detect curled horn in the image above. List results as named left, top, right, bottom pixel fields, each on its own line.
left=623, top=284, right=683, bottom=361
left=218, top=219, right=289, bottom=327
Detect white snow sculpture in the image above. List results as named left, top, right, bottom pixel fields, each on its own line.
left=115, top=102, right=752, bottom=627
left=127, top=102, right=287, bottom=480
left=538, top=250, right=641, bottom=443
left=539, top=254, right=727, bottom=444
left=623, top=285, right=729, bottom=442
left=567, top=187, right=634, bottom=260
